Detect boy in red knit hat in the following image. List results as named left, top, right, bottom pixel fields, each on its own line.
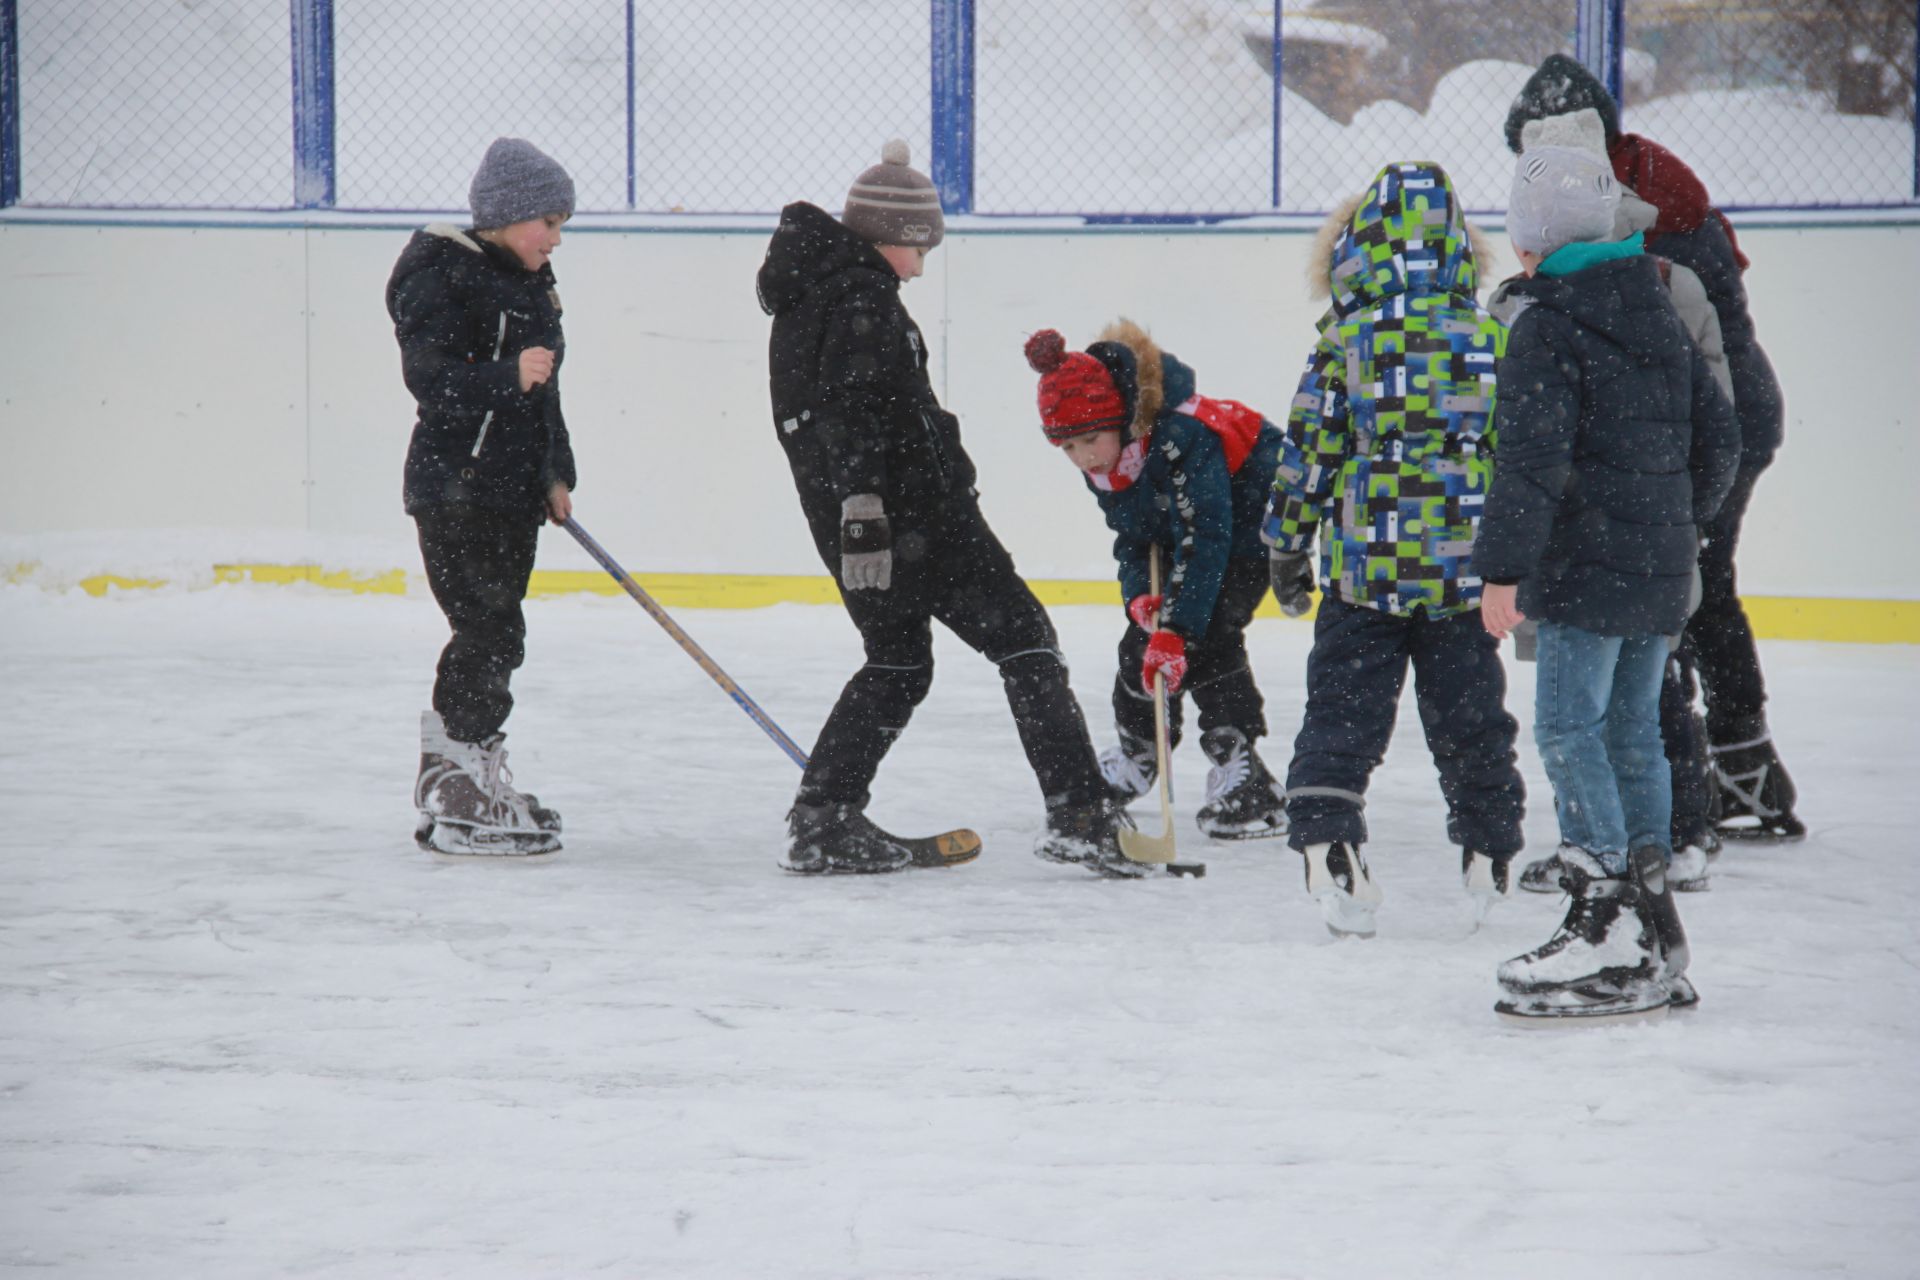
left=1026, top=320, right=1290, bottom=841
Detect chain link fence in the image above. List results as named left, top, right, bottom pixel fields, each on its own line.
left=5, top=0, right=1916, bottom=215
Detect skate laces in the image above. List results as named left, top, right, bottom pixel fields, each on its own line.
left=1098, top=746, right=1154, bottom=798
left=1204, top=745, right=1250, bottom=805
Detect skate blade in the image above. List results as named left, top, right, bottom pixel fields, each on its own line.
left=906, top=829, right=982, bottom=869
left=1197, top=817, right=1289, bottom=843
left=1495, top=987, right=1671, bottom=1027
left=1715, top=820, right=1806, bottom=844
left=777, top=853, right=912, bottom=875
left=421, top=821, right=560, bottom=858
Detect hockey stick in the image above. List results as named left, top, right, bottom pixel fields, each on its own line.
left=1118, top=550, right=1192, bottom=871
left=561, top=516, right=810, bottom=769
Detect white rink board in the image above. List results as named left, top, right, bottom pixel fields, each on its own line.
left=1, top=217, right=1916, bottom=599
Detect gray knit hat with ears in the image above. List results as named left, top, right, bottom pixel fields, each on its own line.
left=1508, top=144, right=1620, bottom=256
left=841, top=139, right=944, bottom=248
left=469, top=137, right=576, bottom=230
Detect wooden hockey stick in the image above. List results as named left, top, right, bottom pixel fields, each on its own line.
left=1118, top=552, right=1203, bottom=875
left=562, top=516, right=810, bottom=769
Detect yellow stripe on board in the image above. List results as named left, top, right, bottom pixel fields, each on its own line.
left=7, top=560, right=1917, bottom=644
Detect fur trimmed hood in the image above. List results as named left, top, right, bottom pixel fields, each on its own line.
left=1090, top=317, right=1167, bottom=442
left=1307, top=163, right=1495, bottom=309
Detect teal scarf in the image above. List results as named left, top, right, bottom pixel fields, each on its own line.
left=1540, top=232, right=1645, bottom=277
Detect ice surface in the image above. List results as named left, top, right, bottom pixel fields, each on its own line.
left=3, top=580, right=1916, bottom=1277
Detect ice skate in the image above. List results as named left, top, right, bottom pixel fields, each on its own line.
left=1194, top=727, right=1287, bottom=841
left=1300, top=842, right=1382, bottom=938
left=1034, top=799, right=1151, bottom=879
left=1097, top=732, right=1157, bottom=806
left=476, top=731, right=560, bottom=834
left=414, top=711, right=561, bottom=857
left=1462, top=848, right=1514, bottom=923
left=1516, top=846, right=1571, bottom=894
left=1494, top=847, right=1670, bottom=1025
left=1712, top=730, right=1805, bottom=842
left=1667, top=832, right=1714, bottom=893
left=1630, top=844, right=1697, bottom=1008
left=782, top=803, right=919, bottom=875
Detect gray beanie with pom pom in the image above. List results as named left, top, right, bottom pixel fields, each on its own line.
left=841, top=139, right=944, bottom=248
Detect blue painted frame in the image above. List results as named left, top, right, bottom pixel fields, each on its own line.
left=1270, top=6, right=1283, bottom=209
left=930, top=0, right=974, bottom=215
left=1575, top=0, right=1624, bottom=105
left=1, top=0, right=19, bottom=207
left=289, top=0, right=335, bottom=209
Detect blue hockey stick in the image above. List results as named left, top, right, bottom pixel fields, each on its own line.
left=561, top=516, right=810, bottom=769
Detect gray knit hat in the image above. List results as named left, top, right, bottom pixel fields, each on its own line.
left=469, top=137, right=576, bottom=230
left=841, top=139, right=944, bottom=248
left=1507, top=144, right=1619, bottom=257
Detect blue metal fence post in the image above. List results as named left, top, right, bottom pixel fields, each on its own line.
left=1574, top=0, right=1624, bottom=105
left=930, top=0, right=974, bottom=214
left=1, top=0, right=19, bottom=207
left=1270, top=6, right=1283, bottom=209
left=1912, top=0, right=1918, bottom=199
left=289, top=0, right=335, bottom=209
left=625, top=0, right=636, bottom=209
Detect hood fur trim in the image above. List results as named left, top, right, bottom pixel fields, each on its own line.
left=1094, top=317, right=1164, bottom=440
left=425, top=222, right=485, bottom=254
left=1307, top=191, right=1367, bottom=300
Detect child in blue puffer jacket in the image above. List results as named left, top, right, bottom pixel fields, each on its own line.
left=1025, top=320, right=1288, bottom=841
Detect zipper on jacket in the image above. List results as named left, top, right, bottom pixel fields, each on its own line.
left=470, top=310, right=509, bottom=458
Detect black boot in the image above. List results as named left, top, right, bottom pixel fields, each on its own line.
left=783, top=803, right=914, bottom=875
left=1629, top=845, right=1697, bottom=1008
left=1034, top=798, right=1149, bottom=879
left=1195, top=727, right=1287, bottom=841
left=1712, top=728, right=1804, bottom=841
left=1495, top=847, right=1670, bottom=1024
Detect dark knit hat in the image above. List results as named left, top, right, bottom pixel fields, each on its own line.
left=1025, top=329, right=1128, bottom=442
left=1504, top=54, right=1620, bottom=154
left=842, top=139, right=944, bottom=248
left=469, top=138, right=576, bottom=230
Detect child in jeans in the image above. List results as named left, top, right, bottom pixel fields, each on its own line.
left=1264, top=161, right=1526, bottom=938
left=1477, top=145, right=1740, bottom=1024
left=388, top=138, right=578, bottom=857
left=1024, top=320, right=1288, bottom=841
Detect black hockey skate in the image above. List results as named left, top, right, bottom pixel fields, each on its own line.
left=1195, top=727, right=1287, bottom=841
left=1495, top=847, right=1670, bottom=1026
left=1629, top=844, right=1697, bottom=1009
left=783, top=803, right=982, bottom=874
left=1711, top=732, right=1805, bottom=842
left=1034, top=799, right=1151, bottom=879
left=415, top=712, right=561, bottom=857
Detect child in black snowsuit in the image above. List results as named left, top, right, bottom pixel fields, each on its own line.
left=756, top=141, right=1134, bottom=878
left=387, top=137, right=577, bottom=857
left=1024, top=320, right=1288, bottom=842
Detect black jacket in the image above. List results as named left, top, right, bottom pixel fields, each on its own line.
left=1476, top=254, right=1741, bottom=637
left=756, top=202, right=975, bottom=534
left=1643, top=217, right=1784, bottom=465
left=387, top=225, right=577, bottom=517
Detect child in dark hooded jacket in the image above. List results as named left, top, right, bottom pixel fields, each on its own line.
left=1025, top=320, right=1288, bottom=842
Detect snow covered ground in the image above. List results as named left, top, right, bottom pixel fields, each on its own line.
left=3, top=580, right=1917, bottom=1278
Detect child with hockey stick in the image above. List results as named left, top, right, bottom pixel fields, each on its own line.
left=1491, top=105, right=1737, bottom=894
left=388, top=137, right=577, bottom=857
left=1023, top=320, right=1288, bottom=841
left=1477, top=145, right=1740, bottom=1024
left=1505, top=55, right=1804, bottom=846
left=756, top=141, right=1138, bottom=878
left=1263, top=161, right=1527, bottom=939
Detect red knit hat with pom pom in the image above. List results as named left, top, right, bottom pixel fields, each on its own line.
left=1025, top=329, right=1128, bottom=443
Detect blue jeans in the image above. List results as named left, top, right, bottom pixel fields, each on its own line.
left=1533, top=623, right=1672, bottom=876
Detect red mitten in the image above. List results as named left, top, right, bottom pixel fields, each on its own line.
left=1127, top=594, right=1163, bottom=631
left=1141, top=630, right=1187, bottom=695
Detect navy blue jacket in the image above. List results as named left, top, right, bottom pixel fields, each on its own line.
left=387, top=225, right=576, bottom=518
left=1090, top=350, right=1283, bottom=639
left=1475, top=254, right=1741, bottom=637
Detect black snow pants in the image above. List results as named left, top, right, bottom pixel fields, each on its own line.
left=416, top=503, right=542, bottom=744
left=1284, top=596, right=1525, bottom=855
left=798, top=496, right=1107, bottom=813
left=1661, top=463, right=1771, bottom=837
left=1112, top=556, right=1271, bottom=752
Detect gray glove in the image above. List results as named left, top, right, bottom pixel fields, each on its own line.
left=1268, top=549, right=1314, bottom=618
left=839, top=493, right=892, bottom=591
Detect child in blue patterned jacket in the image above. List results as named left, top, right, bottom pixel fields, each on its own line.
left=1026, top=320, right=1289, bottom=842
left=1263, top=161, right=1526, bottom=938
